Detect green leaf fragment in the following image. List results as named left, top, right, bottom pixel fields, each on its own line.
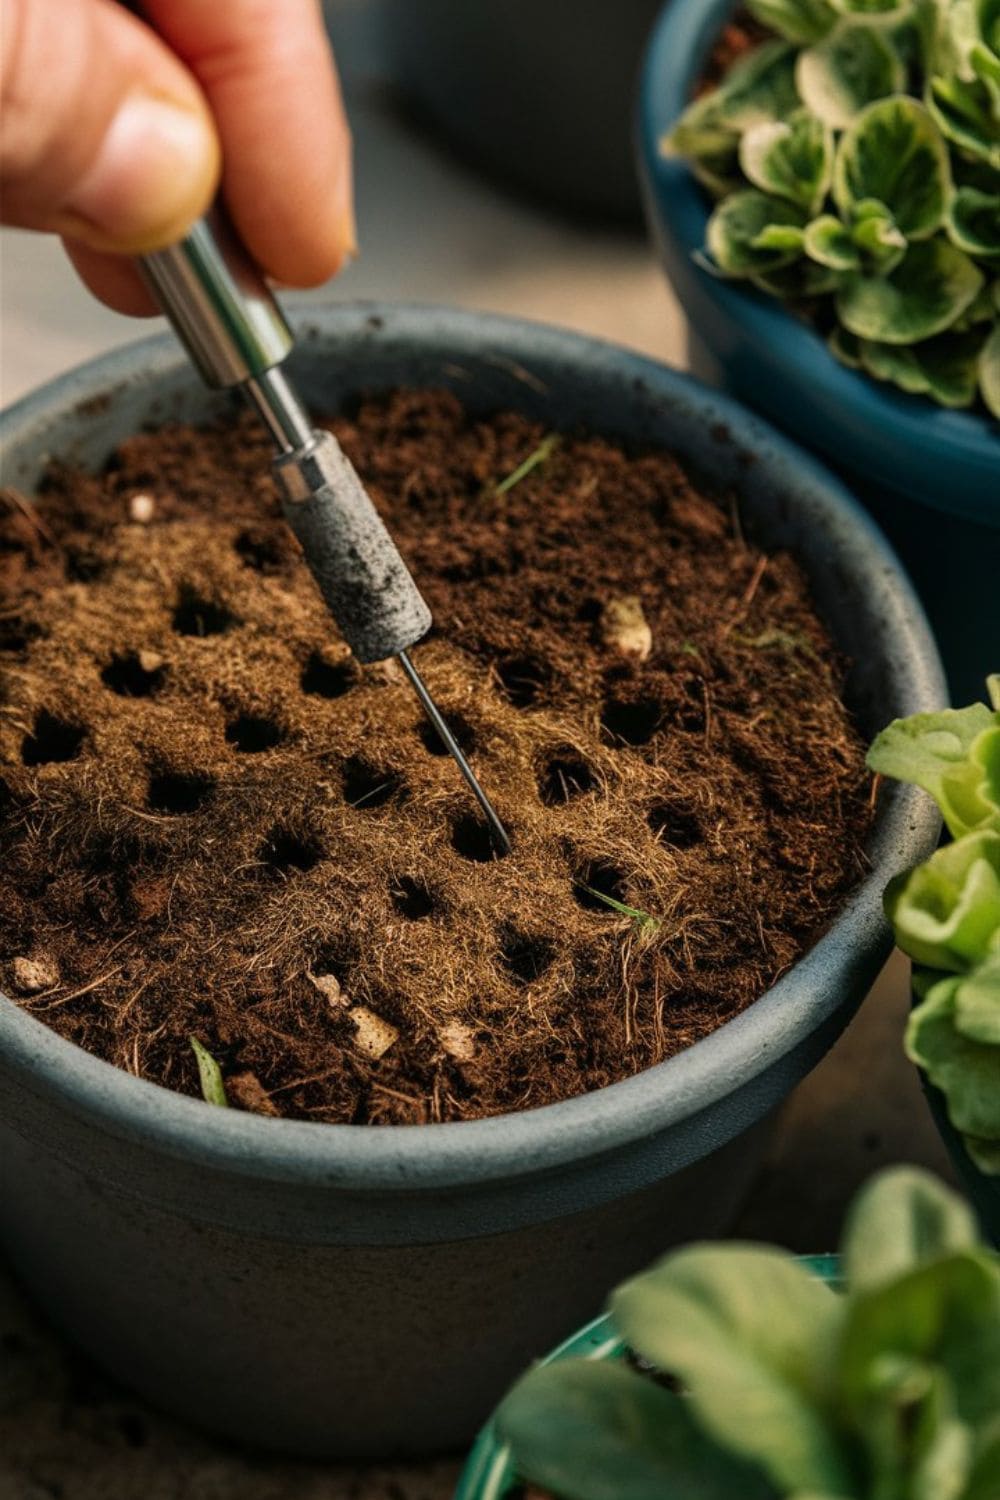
left=579, top=885, right=661, bottom=930
left=907, top=968, right=1000, bottom=1142
left=494, top=433, right=561, bottom=496
left=190, top=1035, right=228, bottom=1107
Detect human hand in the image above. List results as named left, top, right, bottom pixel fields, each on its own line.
left=1, top=0, right=354, bottom=313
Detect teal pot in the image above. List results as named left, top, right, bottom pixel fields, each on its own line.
left=0, top=306, right=943, bottom=1457
left=380, top=0, right=663, bottom=219
left=638, top=0, right=1000, bottom=706
left=456, top=1255, right=841, bottom=1498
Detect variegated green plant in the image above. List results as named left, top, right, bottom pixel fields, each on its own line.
left=663, top=0, right=1000, bottom=415
left=868, top=676, right=1000, bottom=1173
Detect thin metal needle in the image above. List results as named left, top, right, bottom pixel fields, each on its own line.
left=397, top=649, right=511, bottom=856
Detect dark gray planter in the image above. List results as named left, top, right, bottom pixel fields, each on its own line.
left=379, top=0, right=664, bottom=219
left=0, top=305, right=944, bottom=1458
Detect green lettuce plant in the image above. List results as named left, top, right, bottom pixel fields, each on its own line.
left=868, top=675, right=1000, bottom=1173
left=663, top=0, right=1000, bottom=415
left=497, top=1167, right=1000, bottom=1499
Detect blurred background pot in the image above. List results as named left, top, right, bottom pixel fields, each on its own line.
left=638, top=0, right=999, bottom=706
left=0, top=305, right=942, bottom=1458
left=379, top=0, right=663, bottom=219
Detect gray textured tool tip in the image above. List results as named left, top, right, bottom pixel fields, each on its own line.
left=274, top=431, right=432, bottom=664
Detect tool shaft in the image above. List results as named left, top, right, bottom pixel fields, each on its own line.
left=398, top=652, right=510, bottom=855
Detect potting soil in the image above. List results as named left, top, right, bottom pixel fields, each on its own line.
left=0, top=390, right=870, bottom=1123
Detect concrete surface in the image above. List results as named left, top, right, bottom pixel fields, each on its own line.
left=0, top=4, right=954, bottom=1493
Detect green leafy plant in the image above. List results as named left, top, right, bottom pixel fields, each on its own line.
left=868, top=675, right=1000, bottom=1173
left=663, top=0, right=1000, bottom=415
left=497, top=1167, right=1000, bottom=1499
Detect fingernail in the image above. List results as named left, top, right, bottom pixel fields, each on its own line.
left=59, top=91, right=220, bottom=253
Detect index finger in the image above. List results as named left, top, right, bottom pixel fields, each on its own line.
left=142, top=0, right=354, bottom=286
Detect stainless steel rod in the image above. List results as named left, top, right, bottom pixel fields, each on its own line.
left=397, top=650, right=511, bottom=856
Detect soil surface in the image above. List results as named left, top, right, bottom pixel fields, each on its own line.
left=0, top=390, right=870, bottom=1123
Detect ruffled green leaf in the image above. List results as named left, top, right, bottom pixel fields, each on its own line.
left=839, top=1250, right=1000, bottom=1430
left=866, top=689, right=1000, bottom=837
left=851, top=1356, right=973, bottom=1500
left=927, top=72, right=1000, bottom=168
left=837, top=235, right=984, bottom=341
left=851, top=198, right=910, bottom=267
left=952, top=278, right=999, bottom=327
left=806, top=213, right=864, bottom=267
left=859, top=328, right=988, bottom=404
left=496, top=1359, right=781, bottom=1500
left=954, top=952, right=1000, bottom=1041
left=842, top=1166, right=980, bottom=1291
left=747, top=0, right=840, bottom=42
left=611, top=1246, right=850, bottom=1494
left=740, top=108, right=835, bottom=211
left=798, top=21, right=907, bottom=126
left=980, top=321, right=1000, bottom=415
left=833, top=96, right=952, bottom=237
left=947, top=186, right=1000, bottom=258
left=906, top=968, right=1000, bottom=1142
left=661, top=93, right=742, bottom=196
left=707, top=189, right=810, bottom=274
left=884, top=829, right=1000, bottom=971
left=711, top=40, right=803, bottom=129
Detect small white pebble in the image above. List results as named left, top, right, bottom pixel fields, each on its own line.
left=137, top=649, right=164, bottom=674
left=349, top=1005, right=399, bottom=1059
left=12, top=955, right=59, bottom=994
left=601, top=595, right=653, bottom=662
left=439, top=1021, right=476, bottom=1063
left=129, top=493, right=155, bottom=524
left=309, top=971, right=346, bottom=1007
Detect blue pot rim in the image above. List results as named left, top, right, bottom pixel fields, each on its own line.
left=637, top=0, right=998, bottom=526
left=0, top=302, right=944, bottom=1194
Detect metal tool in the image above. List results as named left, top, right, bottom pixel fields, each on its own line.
left=139, top=213, right=510, bottom=854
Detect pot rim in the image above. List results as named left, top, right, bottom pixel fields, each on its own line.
left=637, top=0, right=999, bottom=526
left=0, top=302, right=944, bottom=1193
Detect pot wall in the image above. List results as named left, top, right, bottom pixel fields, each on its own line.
left=638, top=0, right=1000, bottom=706
left=0, top=305, right=945, bottom=1455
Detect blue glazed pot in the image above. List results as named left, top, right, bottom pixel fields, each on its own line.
left=0, top=305, right=943, bottom=1458
left=637, top=0, right=1000, bottom=706
left=455, top=1256, right=842, bottom=1499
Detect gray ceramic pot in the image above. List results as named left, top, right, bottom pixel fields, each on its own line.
left=0, top=305, right=943, bottom=1458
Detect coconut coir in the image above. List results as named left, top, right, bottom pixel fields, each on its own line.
left=0, top=390, right=870, bottom=1124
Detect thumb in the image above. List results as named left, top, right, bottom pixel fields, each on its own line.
left=1, top=0, right=220, bottom=253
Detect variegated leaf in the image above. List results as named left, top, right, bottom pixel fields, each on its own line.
left=837, top=234, right=984, bottom=341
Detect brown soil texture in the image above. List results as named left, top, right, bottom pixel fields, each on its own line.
left=0, top=390, right=871, bottom=1124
